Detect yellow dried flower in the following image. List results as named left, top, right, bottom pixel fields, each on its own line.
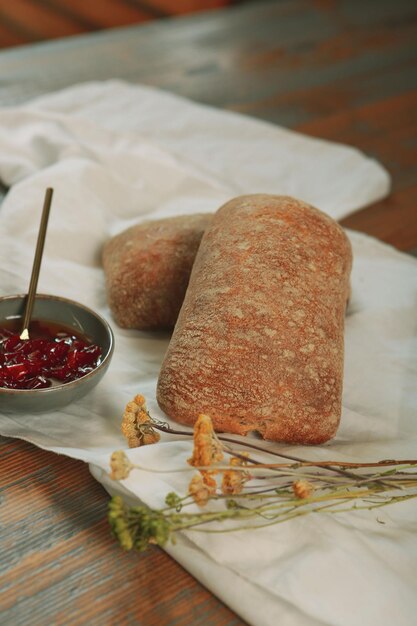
left=221, top=456, right=252, bottom=495
left=187, top=414, right=224, bottom=493
left=110, top=450, right=133, bottom=480
left=121, top=394, right=161, bottom=448
left=188, top=414, right=224, bottom=469
left=188, top=473, right=216, bottom=507
left=201, top=473, right=217, bottom=492
left=292, top=479, right=314, bottom=499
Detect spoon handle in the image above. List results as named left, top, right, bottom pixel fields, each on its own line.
left=20, top=188, right=54, bottom=340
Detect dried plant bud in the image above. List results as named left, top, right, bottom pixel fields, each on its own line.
left=121, top=394, right=161, bottom=448
left=188, top=473, right=216, bottom=507
left=221, top=456, right=252, bottom=495
left=292, top=479, right=314, bottom=499
left=110, top=450, right=133, bottom=480
left=187, top=414, right=224, bottom=495
left=109, top=496, right=170, bottom=551
left=165, top=492, right=183, bottom=510
left=202, top=473, right=217, bottom=491
left=108, top=496, right=134, bottom=550
left=188, top=414, right=224, bottom=469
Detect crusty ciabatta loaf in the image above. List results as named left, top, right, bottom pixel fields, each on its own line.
left=157, top=194, right=352, bottom=444
left=102, top=213, right=212, bottom=330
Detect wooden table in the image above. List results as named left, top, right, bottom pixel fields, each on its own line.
left=1, top=1, right=416, bottom=624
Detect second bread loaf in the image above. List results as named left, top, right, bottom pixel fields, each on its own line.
left=102, top=214, right=212, bottom=330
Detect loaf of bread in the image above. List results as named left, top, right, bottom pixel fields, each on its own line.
left=102, top=214, right=212, bottom=330
left=157, top=194, right=352, bottom=444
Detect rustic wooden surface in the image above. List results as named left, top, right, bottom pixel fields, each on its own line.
left=0, top=0, right=238, bottom=49
left=1, top=1, right=417, bottom=624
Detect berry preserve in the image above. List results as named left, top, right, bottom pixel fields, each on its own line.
left=0, top=319, right=102, bottom=390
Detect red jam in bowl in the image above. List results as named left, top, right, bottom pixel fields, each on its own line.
left=0, top=319, right=102, bottom=390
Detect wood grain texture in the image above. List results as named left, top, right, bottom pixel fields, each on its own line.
left=0, top=0, right=416, bottom=624
left=0, top=437, right=244, bottom=625
left=0, top=0, right=237, bottom=48
left=0, top=0, right=416, bottom=252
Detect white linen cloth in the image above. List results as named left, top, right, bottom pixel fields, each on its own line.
left=0, top=80, right=416, bottom=626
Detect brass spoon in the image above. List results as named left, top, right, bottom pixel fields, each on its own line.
left=20, top=188, right=54, bottom=340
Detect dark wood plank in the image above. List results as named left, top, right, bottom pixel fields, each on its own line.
left=296, top=90, right=417, bottom=249
left=0, top=0, right=416, bottom=110
left=0, top=0, right=238, bottom=49
left=340, top=185, right=417, bottom=251
left=0, top=0, right=89, bottom=43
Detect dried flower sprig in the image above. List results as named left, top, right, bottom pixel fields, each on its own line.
left=188, top=414, right=224, bottom=494
left=108, top=398, right=417, bottom=552
left=121, top=394, right=160, bottom=447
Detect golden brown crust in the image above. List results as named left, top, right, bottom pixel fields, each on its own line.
left=102, top=214, right=212, bottom=330
left=156, top=194, right=352, bottom=444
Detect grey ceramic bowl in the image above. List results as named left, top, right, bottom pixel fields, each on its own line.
left=0, top=294, right=114, bottom=413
